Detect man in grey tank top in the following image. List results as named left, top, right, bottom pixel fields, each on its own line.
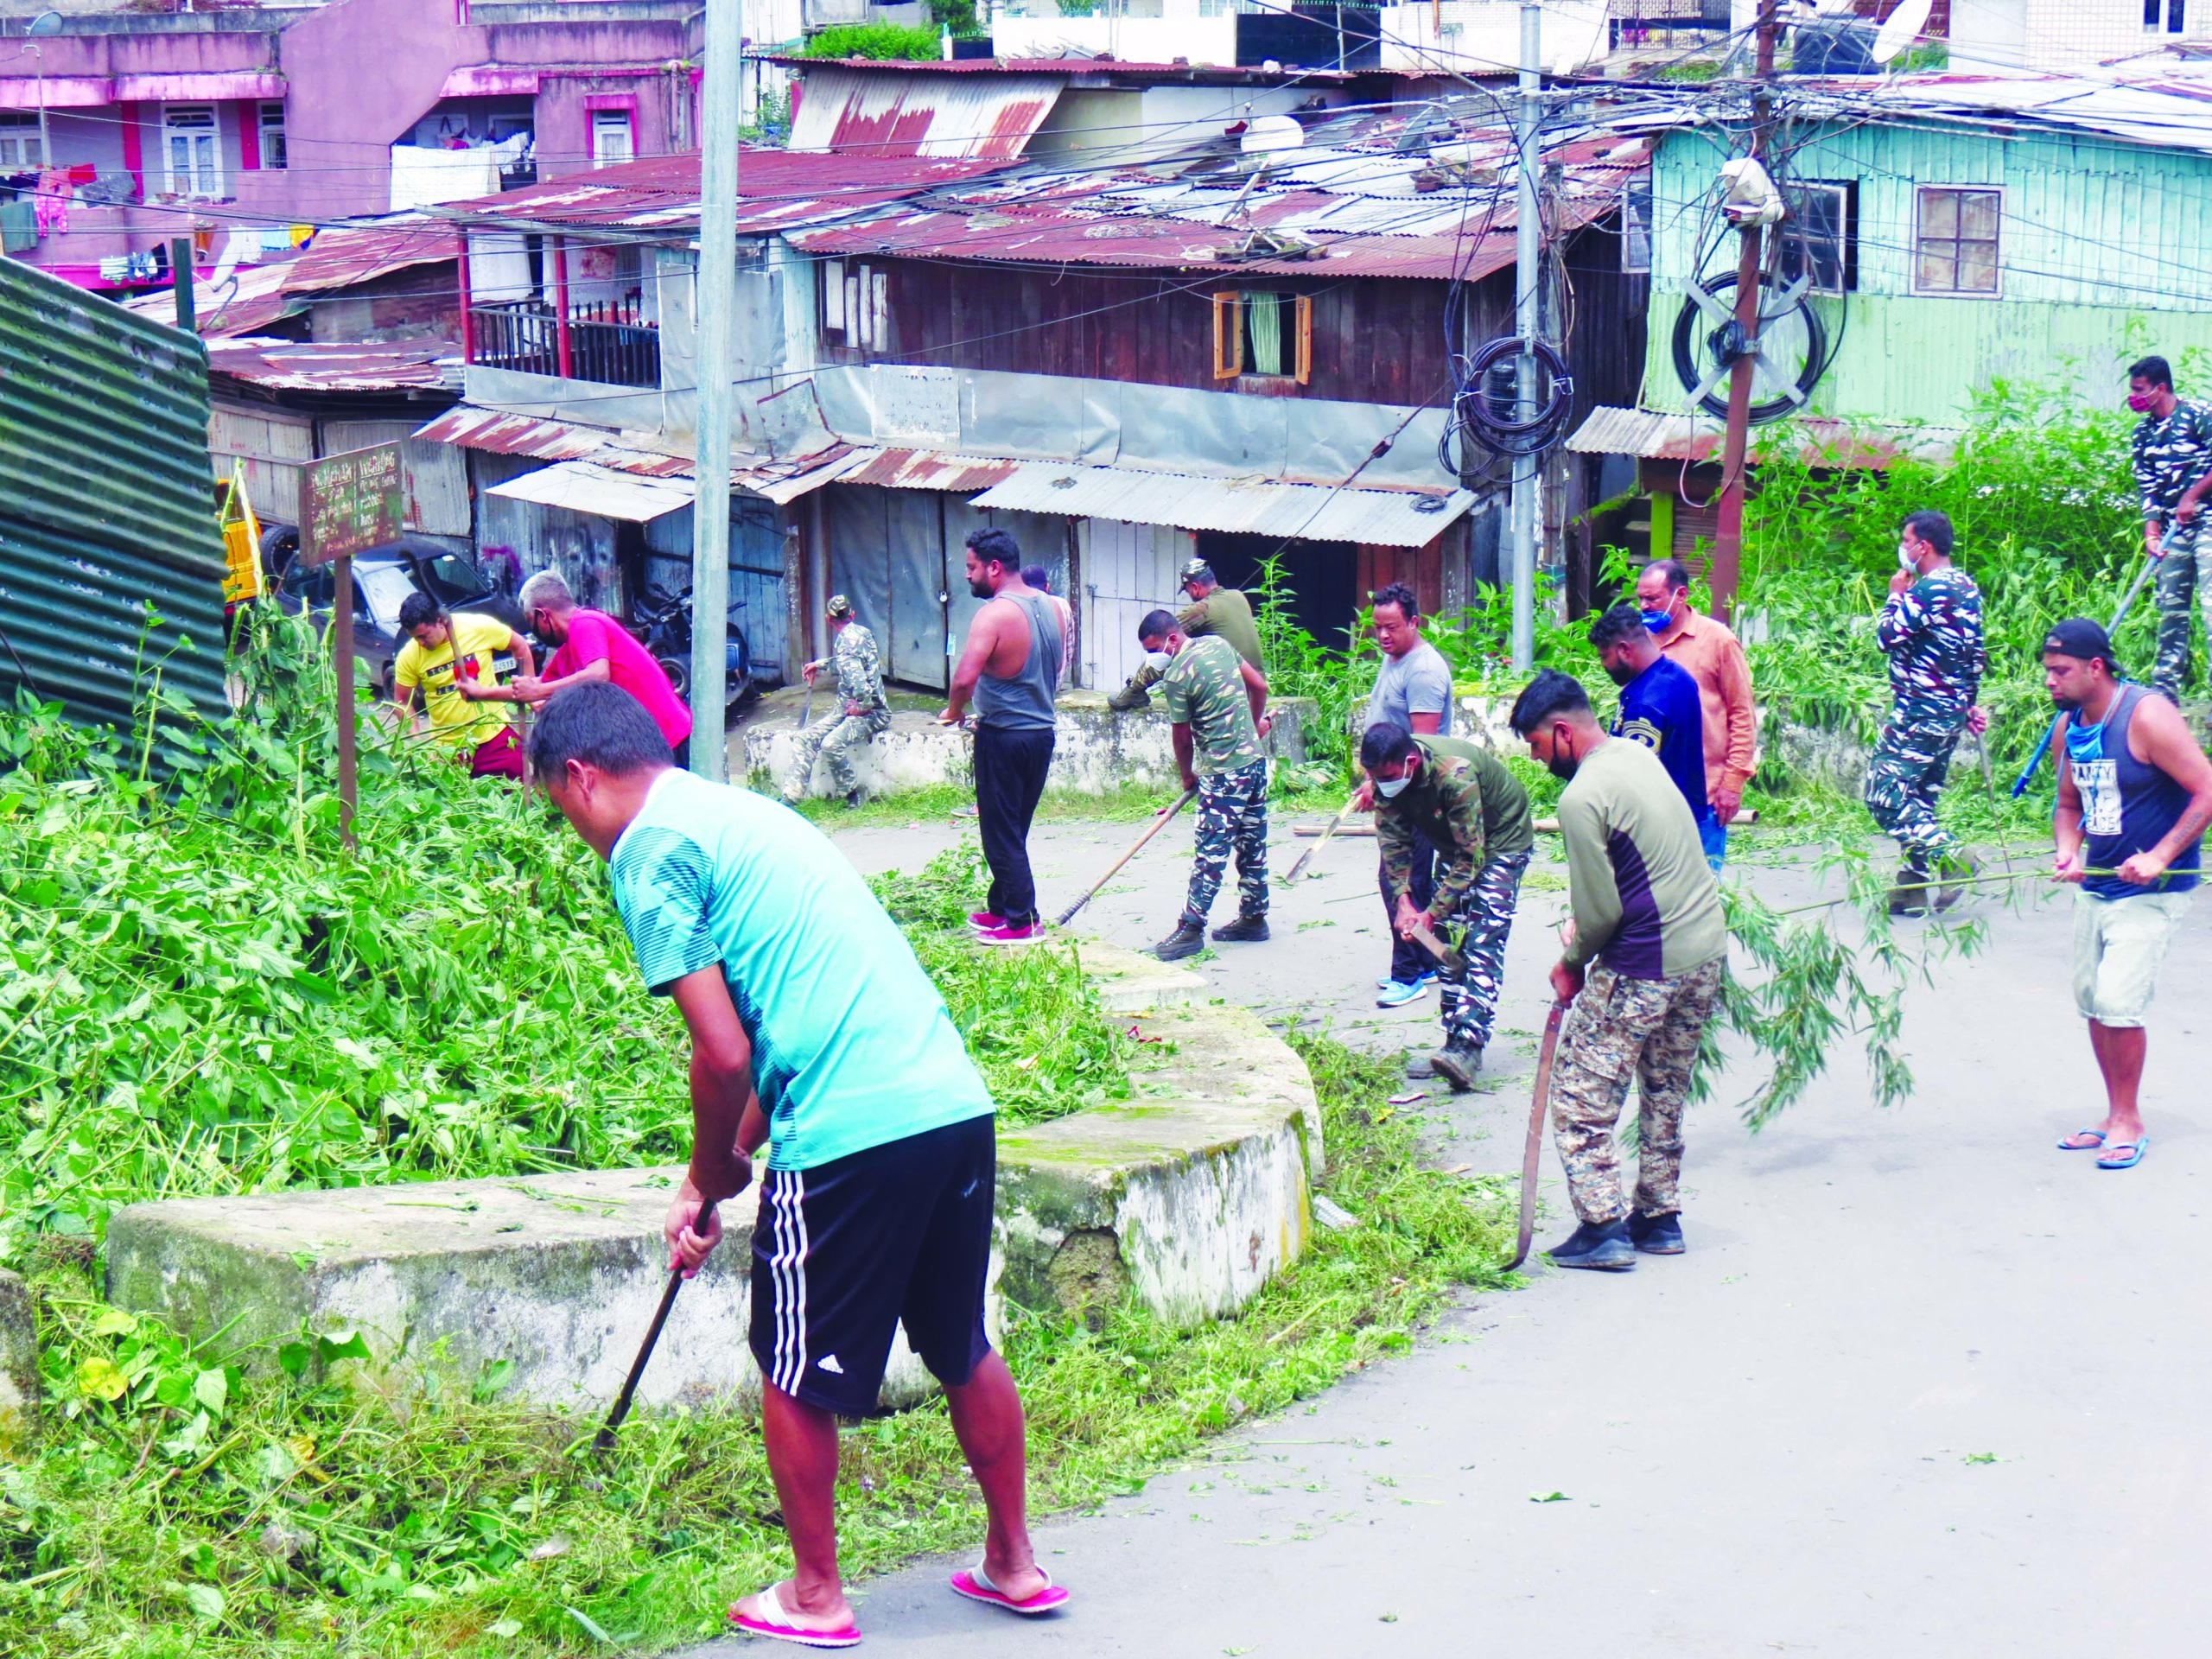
left=942, top=528, right=1062, bottom=944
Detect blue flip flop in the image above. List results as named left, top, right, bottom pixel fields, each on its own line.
left=2057, top=1128, right=2107, bottom=1152
left=2096, top=1135, right=2148, bottom=1171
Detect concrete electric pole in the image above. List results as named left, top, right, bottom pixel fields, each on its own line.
left=1707, top=0, right=1778, bottom=622
left=690, top=0, right=742, bottom=781
left=1507, top=1, right=1541, bottom=671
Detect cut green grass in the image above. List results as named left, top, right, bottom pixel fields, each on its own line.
left=0, top=1034, right=1512, bottom=1658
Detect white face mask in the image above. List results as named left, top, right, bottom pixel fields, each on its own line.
left=1375, top=774, right=1411, bottom=799
left=1142, top=650, right=1173, bottom=672
left=1897, top=543, right=1917, bottom=575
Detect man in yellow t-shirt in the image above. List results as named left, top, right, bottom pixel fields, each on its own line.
left=391, top=591, right=536, bottom=779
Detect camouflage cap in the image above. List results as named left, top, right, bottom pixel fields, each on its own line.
left=1179, top=558, right=1214, bottom=587
left=826, top=594, right=855, bottom=619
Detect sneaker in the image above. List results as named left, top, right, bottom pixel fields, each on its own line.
left=1887, top=863, right=1932, bottom=918
left=1376, top=977, right=1433, bottom=1009
left=1376, top=971, right=1436, bottom=992
left=967, top=911, right=1007, bottom=931
left=975, top=921, right=1042, bottom=946
left=1626, top=1211, right=1684, bottom=1255
left=1211, top=912, right=1270, bottom=944
left=1546, top=1220, right=1636, bottom=1272
left=1935, top=851, right=1979, bottom=912
left=1153, top=922, right=1206, bottom=962
left=1429, top=1040, right=1484, bottom=1092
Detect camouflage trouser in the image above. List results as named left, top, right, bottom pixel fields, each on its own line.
left=1436, top=849, right=1529, bottom=1051
left=1180, top=757, right=1269, bottom=926
left=2151, top=516, right=2208, bottom=702
left=1551, top=958, right=1725, bottom=1225
left=791, top=705, right=891, bottom=797
left=1863, top=702, right=1967, bottom=868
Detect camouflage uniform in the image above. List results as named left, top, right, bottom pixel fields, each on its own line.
left=791, top=621, right=892, bottom=798
left=1376, top=736, right=1535, bottom=1051
left=1164, top=634, right=1269, bottom=925
left=2133, top=399, right=2212, bottom=700
left=1109, top=588, right=1264, bottom=711
left=1551, top=959, right=1726, bottom=1225
left=1865, top=565, right=1985, bottom=869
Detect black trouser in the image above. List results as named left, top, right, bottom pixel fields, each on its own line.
left=973, top=724, right=1055, bottom=925
left=1379, top=825, right=1439, bottom=984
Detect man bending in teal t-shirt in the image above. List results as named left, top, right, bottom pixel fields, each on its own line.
left=530, top=681, right=1069, bottom=1645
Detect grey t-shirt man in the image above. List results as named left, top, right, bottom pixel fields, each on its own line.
left=1366, top=639, right=1455, bottom=735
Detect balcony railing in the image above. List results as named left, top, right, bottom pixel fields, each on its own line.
left=467, top=298, right=660, bottom=389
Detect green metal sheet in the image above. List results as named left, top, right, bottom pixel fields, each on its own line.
left=1643, top=122, right=2212, bottom=427
left=0, top=256, right=231, bottom=739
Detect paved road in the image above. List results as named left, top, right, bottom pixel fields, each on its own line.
left=683, top=810, right=2212, bottom=1657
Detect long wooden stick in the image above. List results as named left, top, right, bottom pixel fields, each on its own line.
left=1053, top=786, right=1198, bottom=927
left=1505, top=1001, right=1568, bottom=1273
left=594, top=1197, right=716, bottom=1455
left=1281, top=790, right=1362, bottom=880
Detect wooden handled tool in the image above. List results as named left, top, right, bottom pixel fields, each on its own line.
left=1505, top=1002, right=1569, bottom=1273
left=595, top=1196, right=718, bottom=1454
left=1281, top=790, right=1363, bottom=880
left=1054, top=786, right=1198, bottom=928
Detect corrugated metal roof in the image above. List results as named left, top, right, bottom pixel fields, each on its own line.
left=206, top=338, right=461, bottom=394
left=1783, top=67, right=2212, bottom=157
left=417, top=407, right=860, bottom=502
left=833, top=447, right=1021, bottom=492
left=1566, top=405, right=1962, bottom=468
left=0, top=255, right=231, bottom=737
left=415, top=406, right=613, bottom=461
left=969, top=463, right=1471, bottom=546
left=760, top=54, right=1362, bottom=83
left=435, top=149, right=1014, bottom=235
left=788, top=65, right=1066, bottom=160
left=283, top=220, right=456, bottom=294
left=789, top=128, right=1648, bottom=281
left=484, top=461, right=696, bottom=522
left=122, top=258, right=298, bottom=340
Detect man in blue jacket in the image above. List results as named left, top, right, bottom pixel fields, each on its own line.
left=1590, top=603, right=1719, bottom=868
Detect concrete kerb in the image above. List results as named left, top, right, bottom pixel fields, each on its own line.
left=103, top=941, right=1321, bottom=1412
left=0, top=1269, right=36, bottom=1447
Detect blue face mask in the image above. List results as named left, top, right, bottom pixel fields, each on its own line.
left=1641, top=608, right=1674, bottom=634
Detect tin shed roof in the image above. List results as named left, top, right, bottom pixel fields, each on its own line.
left=969, top=462, right=1471, bottom=546
left=1566, top=405, right=1962, bottom=467
left=786, top=65, right=1066, bottom=160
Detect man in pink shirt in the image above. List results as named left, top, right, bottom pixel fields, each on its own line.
left=1636, top=559, right=1757, bottom=868
left=513, top=569, right=695, bottom=770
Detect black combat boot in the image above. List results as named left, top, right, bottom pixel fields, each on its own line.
left=1153, top=922, right=1206, bottom=962
left=1211, top=912, right=1269, bottom=943
left=1428, top=1040, right=1484, bottom=1092
left=1935, top=851, right=1979, bottom=912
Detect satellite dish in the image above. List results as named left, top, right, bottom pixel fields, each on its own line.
left=1240, top=115, right=1305, bottom=155
left=1872, top=0, right=1936, bottom=66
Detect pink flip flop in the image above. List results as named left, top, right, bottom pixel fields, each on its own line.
left=950, top=1564, right=1071, bottom=1617
left=728, top=1583, right=862, bottom=1649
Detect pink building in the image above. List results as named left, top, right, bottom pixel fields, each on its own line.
left=0, top=0, right=700, bottom=291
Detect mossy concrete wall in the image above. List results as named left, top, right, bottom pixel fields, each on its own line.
left=0, top=1269, right=35, bottom=1445
left=745, top=690, right=1317, bottom=799
left=105, top=944, right=1321, bottom=1409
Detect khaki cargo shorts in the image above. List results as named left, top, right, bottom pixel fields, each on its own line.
left=2072, top=886, right=2193, bottom=1028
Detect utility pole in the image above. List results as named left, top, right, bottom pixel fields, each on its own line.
left=690, top=0, right=742, bottom=782
left=1708, top=0, right=1778, bottom=622
left=1507, top=2, right=1541, bottom=671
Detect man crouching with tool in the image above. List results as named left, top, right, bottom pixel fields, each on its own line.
left=1510, top=671, right=1727, bottom=1274
left=530, top=682, right=1066, bottom=1646
left=1361, top=720, right=1534, bottom=1090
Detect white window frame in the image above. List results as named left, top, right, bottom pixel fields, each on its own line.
left=162, top=104, right=223, bottom=199
left=590, top=109, right=634, bottom=168
left=1780, top=181, right=1853, bottom=297
left=0, top=111, right=42, bottom=171
left=2145, top=0, right=2188, bottom=35
left=1620, top=171, right=1652, bottom=275
left=258, top=102, right=287, bottom=172
left=1910, top=184, right=2003, bottom=300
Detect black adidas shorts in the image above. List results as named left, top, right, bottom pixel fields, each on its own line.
left=749, top=1114, right=996, bottom=1416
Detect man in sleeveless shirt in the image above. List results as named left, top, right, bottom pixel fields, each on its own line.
left=942, top=528, right=1062, bottom=944
left=2046, top=619, right=2212, bottom=1172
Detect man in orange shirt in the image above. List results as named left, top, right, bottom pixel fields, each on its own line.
left=1635, top=560, right=1757, bottom=868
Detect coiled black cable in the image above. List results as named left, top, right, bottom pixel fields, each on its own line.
left=1452, top=334, right=1576, bottom=460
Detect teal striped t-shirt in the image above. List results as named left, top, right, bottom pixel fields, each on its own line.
left=607, top=770, right=995, bottom=1169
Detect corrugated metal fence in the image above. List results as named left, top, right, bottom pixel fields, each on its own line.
left=0, top=257, right=232, bottom=736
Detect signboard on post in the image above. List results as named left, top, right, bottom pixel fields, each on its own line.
left=299, top=443, right=403, bottom=851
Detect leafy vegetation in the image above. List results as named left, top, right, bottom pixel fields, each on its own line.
left=800, top=23, right=948, bottom=60
left=0, top=1020, right=1507, bottom=1657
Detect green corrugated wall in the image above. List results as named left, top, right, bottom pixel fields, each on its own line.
left=1644, top=119, right=2212, bottom=425
left=0, top=256, right=231, bottom=737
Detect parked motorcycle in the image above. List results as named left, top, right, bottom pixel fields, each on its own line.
left=632, top=583, right=757, bottom=714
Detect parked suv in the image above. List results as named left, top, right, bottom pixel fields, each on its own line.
left=272, top=540, right=530, bottom=699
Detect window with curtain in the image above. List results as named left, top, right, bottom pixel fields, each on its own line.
left=163, top=105, right=220, bottom=198
left=1212, top=291, right=1313, bottom=384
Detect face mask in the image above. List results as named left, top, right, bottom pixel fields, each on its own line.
left=1141, top=650, right=1173, bottom=672
left=1375, top=774, right=1411, bottom=799
left=1897, top=544, right=1917, bottom=575
left=2128, top=392, right=2158, bottom=414
left=1603, top=658, right=1636, bottom=688
left=1640, top=608, right=1674, bottom=634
